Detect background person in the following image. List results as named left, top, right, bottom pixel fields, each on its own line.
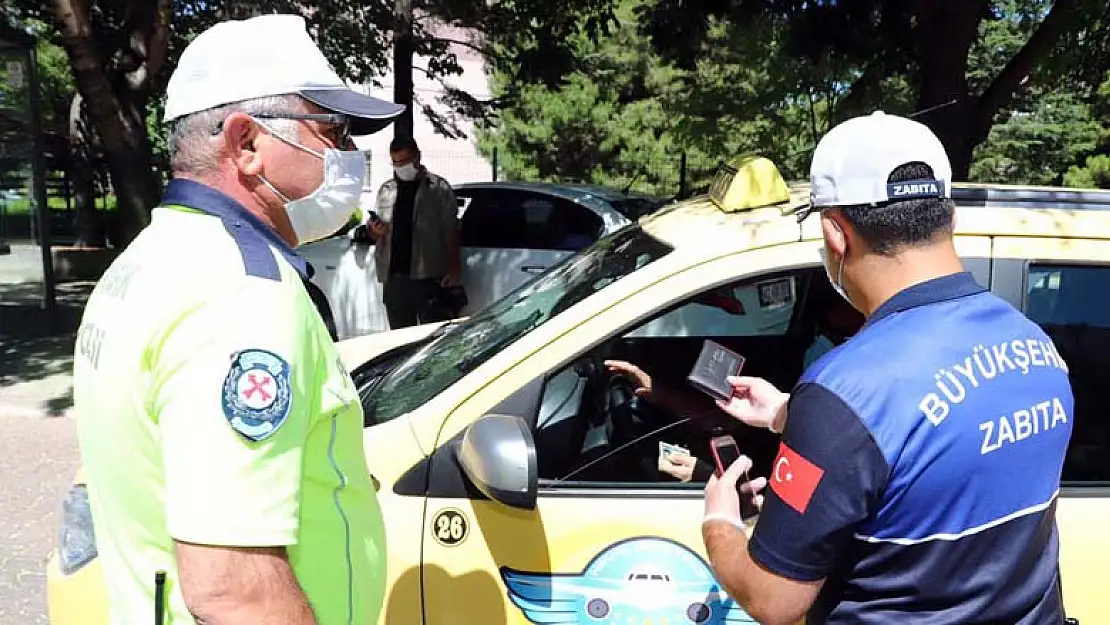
left=701, top=112, right=1074, bottom=624
left=73, top=14, right=402, bottom=625
left=368, top=136, right=462, bottom=329
left=802, top=293, right=865, bottom=368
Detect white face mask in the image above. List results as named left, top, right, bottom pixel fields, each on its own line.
left=822, top=243, right=851, bottom=305
left=254, top=119, right=366, bottom=246
left=394, top=163, right=419, bottom=181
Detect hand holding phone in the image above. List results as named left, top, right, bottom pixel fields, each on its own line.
left=710, top=434, right=760, bottom=520
left=367, top=210, right=388, bottom=238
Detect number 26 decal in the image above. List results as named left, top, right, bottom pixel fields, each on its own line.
left=432, top=508, right=469, bottom=547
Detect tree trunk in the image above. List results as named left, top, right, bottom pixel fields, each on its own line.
left=911, top=0, right=985, bottom=180
left=67, top=93, right=106, bottom=248
left=912, top=0, right=1080, bottom=181
left=394, top=0, right=416, bottom=138
left=50, top=0, right=169, bottom=248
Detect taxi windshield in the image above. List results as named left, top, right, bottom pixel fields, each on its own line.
left=365, top=226, right=673, bottom=424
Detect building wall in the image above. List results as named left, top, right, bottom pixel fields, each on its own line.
left=351, top=26, right=493, bottom=207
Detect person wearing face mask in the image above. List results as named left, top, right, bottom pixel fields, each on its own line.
left=367, top=136, right=462, bottom=329
left=700, top=112, right=1074, bottom=625
left=72, top=15, right=404, bottom=625
left=801, top=292, right=865, bottom=369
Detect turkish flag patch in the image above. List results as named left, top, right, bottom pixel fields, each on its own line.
left=769, top=441, right=825, bottom=514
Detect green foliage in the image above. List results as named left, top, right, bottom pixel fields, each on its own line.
left=2, top=193, right=117, bottom=215
left=483, top=0, right=1110, bottom=194
left=479, top=2, right=913, bottom=196
left=28, top=24, right=74, bottom=133
left=479, top=2, right=690, bottom=196
left=1064, top=154, right=1110, bottom=188
left=971, top=91, right=1101, bottom=185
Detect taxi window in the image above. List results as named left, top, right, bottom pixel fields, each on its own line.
left=530, top=268, right=842, bottom=486
left=1024, top=264, right=1110, bottom=484
left=626, top=276, right=797, bottom=338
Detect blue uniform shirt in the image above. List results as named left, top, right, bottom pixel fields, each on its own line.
left=749, top=272, right=1073, bottom=624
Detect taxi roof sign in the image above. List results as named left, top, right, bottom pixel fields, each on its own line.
left=708, top=155, right=791, bottom=213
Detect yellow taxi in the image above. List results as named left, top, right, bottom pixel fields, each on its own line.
left=48, top=157, right=1108, bottom=624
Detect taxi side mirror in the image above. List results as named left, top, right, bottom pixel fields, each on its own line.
left=455, top=414, right=538, bottom=510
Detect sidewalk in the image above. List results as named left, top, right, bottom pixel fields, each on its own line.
left=0, top=280, right=93, bottom=418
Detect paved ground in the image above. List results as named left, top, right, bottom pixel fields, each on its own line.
left=0, top=275, right=89, bottom=624
left=0, top=413, right=79, bottom=625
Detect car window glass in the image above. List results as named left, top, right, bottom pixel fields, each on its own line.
left=459, top=189, right=602, bottom=251
left=531, top=269, right=843, bottom=487
left=459, top=190, right=516, bottom=248
left=626, top=276, right=798, bottom=338
left=364, top=227, right=672, bottom=424
left=1025, top=264, right=1110, bottom=484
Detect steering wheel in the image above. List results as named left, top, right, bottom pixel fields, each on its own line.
left=588, top=352, right=640, bottom=449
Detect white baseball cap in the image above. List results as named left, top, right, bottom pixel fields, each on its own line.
left=797, top=111, right=952, bottom=221
left=164, top=14, right=403, bottom=136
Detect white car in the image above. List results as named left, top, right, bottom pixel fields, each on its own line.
left=299, top=181, right=665, bottom=340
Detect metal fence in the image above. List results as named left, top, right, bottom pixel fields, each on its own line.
left=28, top=146, right=723, bottom=248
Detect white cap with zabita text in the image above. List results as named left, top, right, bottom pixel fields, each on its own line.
left=163, top=14, right=403, bottom=136
left=798, top=111, right=953, bottom=221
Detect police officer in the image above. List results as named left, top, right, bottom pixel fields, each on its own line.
left=73, top=14, right=402, bottom=625
left=700, top=112, right=1074, bottom=624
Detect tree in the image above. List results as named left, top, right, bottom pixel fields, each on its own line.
left=1063, top=73, right=1110, bottom=188
left=48, top=0, right=173, bottom=246
left=640, top=0, right=1110, bottom=180
left=477, top=2, right=880, bottom=195
left=4, top=0, right=621, bottom=248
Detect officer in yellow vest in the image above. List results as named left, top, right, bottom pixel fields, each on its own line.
left=73, top=14, right=402, bottom=625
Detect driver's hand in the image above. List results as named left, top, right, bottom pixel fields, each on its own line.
left=604, top=360, right=652, bottom=399
left=658, top=452, right=697, bottom=482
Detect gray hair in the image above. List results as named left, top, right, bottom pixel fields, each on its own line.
left=167, top=94, right=305, bottom=176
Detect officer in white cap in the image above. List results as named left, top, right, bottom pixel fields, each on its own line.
left=73, top=14, right=402, bottom=625
left=701, top=112, right=1073, bottom=624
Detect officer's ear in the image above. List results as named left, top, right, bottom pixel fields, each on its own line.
left=820, top=209, right=849, bottom=259
left=221, top=112, right=264, bottom=178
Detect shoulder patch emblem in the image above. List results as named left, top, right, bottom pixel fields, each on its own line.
left=221, top=349, right=293, bottom=441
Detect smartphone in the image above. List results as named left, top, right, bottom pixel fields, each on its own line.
left=710, top=434, right=760, bottom=520
left=688, top=340, right=746, bottom=401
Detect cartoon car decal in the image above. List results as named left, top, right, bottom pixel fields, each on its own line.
left=500, top=536, right=757, bottom=624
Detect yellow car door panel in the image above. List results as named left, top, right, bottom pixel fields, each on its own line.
left=413, top=248, right=823, bottom=625
left=992, top=236, right=1110, bottom=625
left=413, top=240, right=1002, bottom=625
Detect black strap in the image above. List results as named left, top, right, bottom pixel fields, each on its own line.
left=154, top=570, right=167, bottom=625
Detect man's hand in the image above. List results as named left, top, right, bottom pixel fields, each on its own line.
left=440, top=272, right=461, bottom=288
left=704, top=453, right=768, bottom=522
left=604, top=360, right=653, bottom=399
left=368, top=218, right=388, bottom=240
left=717, top=376, right=790, bottom=433
left=659, top=452, right=697, bottom=482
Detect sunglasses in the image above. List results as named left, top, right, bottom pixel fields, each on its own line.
left=212, top=112, right=352, bottom=147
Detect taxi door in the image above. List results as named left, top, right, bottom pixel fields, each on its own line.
left=413, top=243, right=828, bottom=625
left=990, top=235, right=1110, bottom=625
